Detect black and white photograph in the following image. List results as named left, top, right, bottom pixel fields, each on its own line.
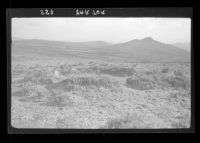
left=11, top=16, right=191, bottom=129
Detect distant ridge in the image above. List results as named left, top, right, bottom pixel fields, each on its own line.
left=99, top=37, right=190, bottom=62
left=124, top=37, right=166, bottom=45
left=173, top=42, right=191, bottom=52
left=13, top=38, right=111, bottom=48
left=12, top=37, right=190, bottom=63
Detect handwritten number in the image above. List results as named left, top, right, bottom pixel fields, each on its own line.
left=40, top=9, right=53, bottom=16
left=45, top=9, right=49, bottom=15
left=40, top=10, right=43, bottom=15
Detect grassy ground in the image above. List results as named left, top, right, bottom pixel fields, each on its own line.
left=11, top=59, right=191, bottom=128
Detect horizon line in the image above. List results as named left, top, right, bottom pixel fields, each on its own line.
left=12, top=36, right=191, bottom=45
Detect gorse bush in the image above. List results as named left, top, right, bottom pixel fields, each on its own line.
left=19, top=95, right=40, bottom=102
left=39, top=78, right=53, bottom=85
left=126, top=77, right=153, bottom=90
left=20, top=70, right=47, bottom=84
left=174, top=70, right=183, bottom=77
left=32, top=70, right=43, bottom=78
left=90, top=66, right=135, bottom=77
left=12, top=88, right=29, bottom=97
left=48, top=76, right=112, bottom=92
left=161, top=68, right=169, bottom=73
left=41, top=96, right=67, bottom=108
left=100, top=67, right=135, bottom=77
left=171, top=122, right=188, bottom=128
left=75, top=77, right=111, bottom=88
left=56, top=117, right=69, bottom=128
left=13, top=65, right=25, bottom=75
left=162, top=75, right=190, bottom=90
left=103, top=113, right=151, bottom=129
left=59, top=64, right=72, bottom=76
left=49, top=79, right=75, bottom=92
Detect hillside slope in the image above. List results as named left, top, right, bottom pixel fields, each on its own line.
left=12, top=37, right=190, bottom=63
left=96, top=37, right=190, bottom=63
left=173, top=43, right=191, bottom=52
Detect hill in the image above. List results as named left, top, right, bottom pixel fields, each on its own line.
left=173, top=43, right=191, bottom=52
left=93, top=37, right=190, bottom=62
left=12, top=37, right=190, bottom=63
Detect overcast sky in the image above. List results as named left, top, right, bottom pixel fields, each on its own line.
left=12, top=18, right=191, bottom=44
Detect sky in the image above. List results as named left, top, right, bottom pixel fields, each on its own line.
left=12, top=18, right=191, bottom=44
